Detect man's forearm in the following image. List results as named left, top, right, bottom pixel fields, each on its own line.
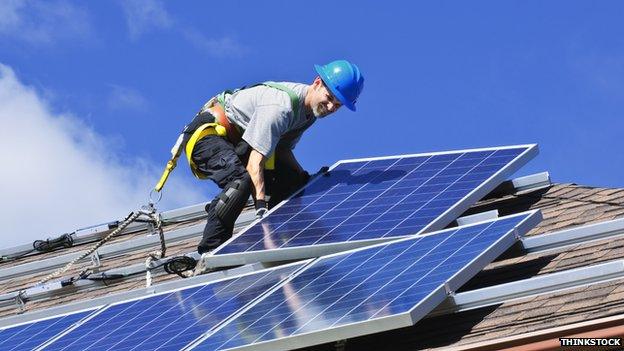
left=246, top=149, right=266, bottom=200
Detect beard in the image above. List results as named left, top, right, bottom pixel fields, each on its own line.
left=312, top=103, right=329, bottom=118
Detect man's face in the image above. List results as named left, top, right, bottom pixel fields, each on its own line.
left=311, top=78, right=342, bottom=118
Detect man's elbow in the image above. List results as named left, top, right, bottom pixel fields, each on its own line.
left=246, top=161, right=261, bottom=175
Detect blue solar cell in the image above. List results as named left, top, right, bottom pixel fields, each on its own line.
left=0, top=310, right=93, bottom=351
left=214, top=146, right=535, bottom=260
left=42, top=263, right=302, bottom=351
left=193, top=212, right=537, bottom=351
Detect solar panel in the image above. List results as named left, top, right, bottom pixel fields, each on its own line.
left=41, top=263, right=304, bottom=351
left=189, top=211, right=541, bottom=351
left=0, top=310, right=94, bottom=351
left=207, top=145, right=538, bottom=268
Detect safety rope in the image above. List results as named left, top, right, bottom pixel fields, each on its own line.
left=152, top=211, right=166, bottom=258
left=1, top=233, right=75, bottom=263
left=33, top=233, right=74, bottom=253
left=145, top=254, right=157, bottom=287
left=36, top=206, right=153, bottom=286
left=163, top=256, right=197, bottom=278
left=143, top=204, right=167, bottom=287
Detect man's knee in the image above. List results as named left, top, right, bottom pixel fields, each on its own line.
left=214, top=173, right=252, bottom=229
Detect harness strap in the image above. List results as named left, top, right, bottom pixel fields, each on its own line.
left=154, top=132, right=185, bottom=192
left=260, top=82, right=300, bottom=118
left=217, top=81, right=301, bottom=122
left=185, top=120, right=227, bottom=179
left=154, top=159, right=176, bottom=192
left=210, top=102, right=242, bottom=144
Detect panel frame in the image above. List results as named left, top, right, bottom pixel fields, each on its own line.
left=205, top=144, right=538, bottom=268
left=35, top=260, right=310, bottom=350
left=188, top=210, right=542, bottom=351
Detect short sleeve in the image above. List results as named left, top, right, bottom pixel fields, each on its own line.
left=242, top=105, right=290, bottom=157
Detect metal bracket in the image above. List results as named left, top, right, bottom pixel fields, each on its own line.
left=444, top=281, right=453, bottom=295
left=15, top=290, right=26, bottom=311
left=90, top=251, right=101, bottom=271
left=513, top=228, right=521, bottom=240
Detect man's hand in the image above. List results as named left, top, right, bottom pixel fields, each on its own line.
left=318, top=166, right=330, bottom=174
left=255, top=199, right=269, bottom=218
left=314, top=166, right=330, bottom=178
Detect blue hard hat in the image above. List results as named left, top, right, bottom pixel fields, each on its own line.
left=314, top=60, right=364, bottom=111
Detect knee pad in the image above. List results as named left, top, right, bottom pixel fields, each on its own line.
left=215, top=174, right=252, bottom=228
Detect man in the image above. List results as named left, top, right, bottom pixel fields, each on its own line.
left=180, top=60, right=364, bottom=255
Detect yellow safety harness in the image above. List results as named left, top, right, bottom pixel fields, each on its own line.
left=154, top=82, right=297, bottom=193
left=185, top=119, right=228, bottom=179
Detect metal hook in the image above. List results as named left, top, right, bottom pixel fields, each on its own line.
left=149, top=189, right=163, bottom=205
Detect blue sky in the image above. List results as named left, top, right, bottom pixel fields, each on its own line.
left=1, top=1, right=623, bottom=246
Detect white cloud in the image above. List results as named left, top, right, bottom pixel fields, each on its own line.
left=119, top=0, right=172, bottom=40
left=0, top=64, right=207, bottom=249
left=0, top=0, right=23, bottom=32
left=182, top=29, right=248, bottom=58
left=107, top=84, right=149, bottom=112
left=118, top=1, right=248, bottom=57
left=0, top=0, right=92, bottom=45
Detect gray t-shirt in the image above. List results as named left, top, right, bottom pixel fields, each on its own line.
left=224, top=82, right=316, bottom=157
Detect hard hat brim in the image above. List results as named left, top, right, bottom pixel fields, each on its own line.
left=314, top=64, right=356, bottom=111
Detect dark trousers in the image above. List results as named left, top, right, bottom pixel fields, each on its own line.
left=194, top=136, right=310, bottom=254
left=194, top=135, right=250, bottom=254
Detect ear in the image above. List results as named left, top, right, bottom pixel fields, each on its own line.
left=312, top=76, right=323, bottom=89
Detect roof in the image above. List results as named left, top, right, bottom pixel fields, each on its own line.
left=1, top=177, right=623, bottom=349
left=310, top=277, right=624, bottom=351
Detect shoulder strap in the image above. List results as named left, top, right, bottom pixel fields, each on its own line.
left=218, top=82, right=301, bottom=118
left=216, top=89, right=237, bottom=109
left=260, top=82, right=300, bottom=118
